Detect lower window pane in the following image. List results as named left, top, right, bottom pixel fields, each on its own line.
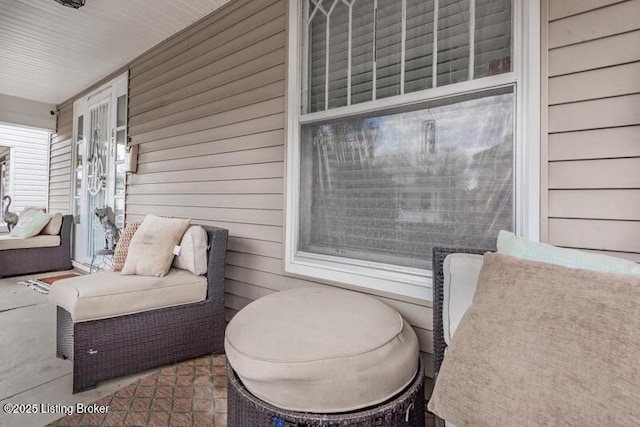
left=299, top=88, right=514, bottom=270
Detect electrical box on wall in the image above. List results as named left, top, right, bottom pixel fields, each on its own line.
left=125, top=144, right=138, bottom=173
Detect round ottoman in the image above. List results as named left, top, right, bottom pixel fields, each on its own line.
left=225, top=287, right=424, bottom=426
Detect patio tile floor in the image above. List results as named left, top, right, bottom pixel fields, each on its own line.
left=48, top=354, right=434, bottom=427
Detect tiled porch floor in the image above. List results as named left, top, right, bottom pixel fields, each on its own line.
left=48, top=354, right=434, bottom=427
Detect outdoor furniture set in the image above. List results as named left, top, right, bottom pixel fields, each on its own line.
left=7, top=208, right=639, bottom=426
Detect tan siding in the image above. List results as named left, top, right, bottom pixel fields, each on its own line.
left=548, top=93, right=640, bottom=133
left=548, top=1, right=640, bottom=48
left=548, top=0, right=625, bottom=21
left=548, top=61, right=640, bottom=105
left=549, top=158, right=640, bottom=189
left=549, top=190, right=640, bottom=220
left=548, top=218, right=640, bottom=253
left=544, top=1, right=640, bottom=259
left=124, top=0, right=435, bottom=380
left=548, top=126, right=640, bottom=161
left=549, top=31, right=640, bottom=77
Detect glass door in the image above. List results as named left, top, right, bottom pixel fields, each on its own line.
left=72, top=72, right=128, bottom=266
left=85, top=100, right=110, bottom=260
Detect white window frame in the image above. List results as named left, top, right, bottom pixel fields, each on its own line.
left=285, top=0, right=540, bottom=300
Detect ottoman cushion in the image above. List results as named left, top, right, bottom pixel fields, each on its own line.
left=225, top=287, right=419, bottom=413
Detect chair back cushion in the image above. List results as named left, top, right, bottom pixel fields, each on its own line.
left=442, top=253, right=484, bottom=344
left=41, top=212, right=63, bottom=235
left=173, top=225, right=208, bottom=275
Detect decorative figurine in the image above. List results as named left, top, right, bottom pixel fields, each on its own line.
left=2, top=196, right=18, bottom=232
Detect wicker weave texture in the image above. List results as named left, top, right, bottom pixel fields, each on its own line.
left=0, top=215, right=73, bottom=278
left=56, top=226, right=228, bottom=394
left=431, top=247, right=490, bottom=427
left=227, top=360, right=425, bottom=427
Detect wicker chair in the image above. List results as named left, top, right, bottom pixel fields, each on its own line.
left=431, top=247, right=492, bottom=427
left=55, top=226, right=228, bottom=393
left=0, top=214, right=73, bottom=279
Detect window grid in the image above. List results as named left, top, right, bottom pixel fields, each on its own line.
left=305, top=0, right=491, bottom=113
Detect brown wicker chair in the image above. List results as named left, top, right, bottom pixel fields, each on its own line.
left=55, top=226, right=228, bottom=393
left=431, top=247, right=492, bottom=427
left=0, top=214, right=73, bottom=279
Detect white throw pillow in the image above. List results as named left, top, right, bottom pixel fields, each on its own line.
left=173, top=225, right=209, bottom=275
left=9, top=210, right=51, bottom=238
left=121, top=215, right=190, bottom=277
left=497, top=230, right=640, bottom=277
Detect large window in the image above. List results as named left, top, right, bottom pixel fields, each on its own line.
left=287, top=0, right=539, bottom=299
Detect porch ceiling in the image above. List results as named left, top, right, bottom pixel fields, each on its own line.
left=0, top=0, right=229, bottom=105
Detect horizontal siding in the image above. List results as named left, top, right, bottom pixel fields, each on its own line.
left=548, top=93, right=640, bottom=133
left=125, top=0, right=435, bottom=382
left=548, top=30, right=640, bottom=77
left=548, top=61, right=640, bottom=105
left=545, top=0, right=640, bottom=259
left=548, top=1, right=640, bottom=48
left=548, top=126, right=640, bottom=161
left=47, top=100, right=73, bottom=214
left=0, top=124, right=49, bottom=214
left=548, top=0, right=625, bottom=21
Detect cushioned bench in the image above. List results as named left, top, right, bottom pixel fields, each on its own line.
left=225, top=287, right=425, bottom=426
left=0, top=214, right=72, bottom=278
left=50, top=268, right=208, bottom=322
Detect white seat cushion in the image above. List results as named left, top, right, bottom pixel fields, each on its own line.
left=0, top=234, right=60, bottom=250
left=225, top=287, right=419, bottom=413
left=443, top=253, right=484, bottom=344
left=49, top=268, right=207, bottom=322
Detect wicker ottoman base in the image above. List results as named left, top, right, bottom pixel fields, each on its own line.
left=227, top=359, right=425, bottom=427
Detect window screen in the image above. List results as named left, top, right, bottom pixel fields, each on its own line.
left=298, top=88, right=514, bottom=270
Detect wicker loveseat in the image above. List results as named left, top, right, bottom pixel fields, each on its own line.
left=51, top=225, right=228, bottom=393
left=0, top=214, right=73, bottom=279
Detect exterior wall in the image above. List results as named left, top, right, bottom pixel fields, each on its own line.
left=50, top=0, right=435, bottom=382
left=48, top=100, right=73, bottom=215
left=0, top=124, right=49, bottom=216
left=0, top=93, right=56, bottom=131
left=543, top=0, right=640, bottom=262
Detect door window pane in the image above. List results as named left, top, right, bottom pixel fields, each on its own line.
left=299, top=88, right=514, bottom=269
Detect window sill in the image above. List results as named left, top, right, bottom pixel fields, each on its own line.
left=285, top=252, right=432, bottom=301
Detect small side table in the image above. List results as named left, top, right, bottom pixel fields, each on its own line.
left=91, top=249, right=114, bottom=273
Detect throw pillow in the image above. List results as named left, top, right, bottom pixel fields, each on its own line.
left=173, top=225, right=208, bottom=275
left=41, top=212, right=63, bottom=235
left=10, top=210, right=51, bottom=238
left=121, top=215, right=190, bottom=277
left=497, top=230, right=640, bottom=276
left=428, top=253, right=640, bottom=425
left=19, top=206, right=46, bottom=220
left=112, top=221, right=141, bottom=272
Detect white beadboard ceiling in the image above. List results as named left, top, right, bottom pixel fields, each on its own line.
left=0, top=0, right=229, bottom=105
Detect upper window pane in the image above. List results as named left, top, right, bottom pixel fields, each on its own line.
left=474, top=0, right=512, bottom=77
left=305, top=0, right=512, bottom=113
left=299, top=88, right=514, bottom=270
